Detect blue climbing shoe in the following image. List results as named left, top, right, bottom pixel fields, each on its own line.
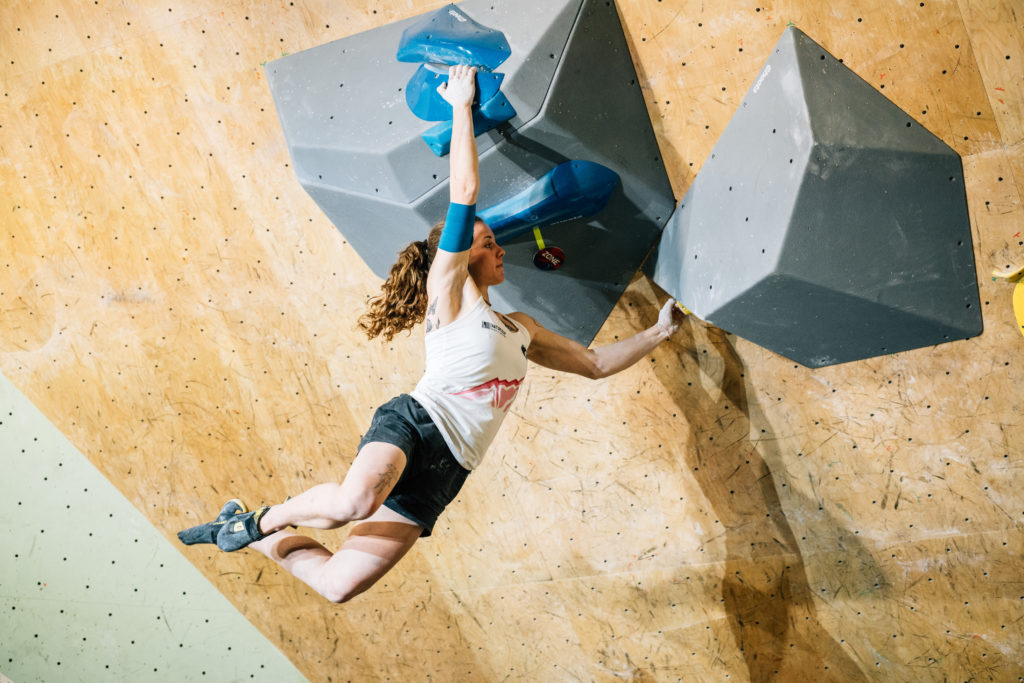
left=177, top=499, right=248, bottom=545
left=216, top=506, right=270, bottom=552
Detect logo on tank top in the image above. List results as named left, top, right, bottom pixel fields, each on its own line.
left=481, top=320, right=506, bottom=337
left=451, top=377, right=523, bottom=412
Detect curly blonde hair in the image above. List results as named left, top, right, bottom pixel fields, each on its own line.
left=358, top=221, right=446, bottom=342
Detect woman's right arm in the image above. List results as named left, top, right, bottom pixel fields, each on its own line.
left=425, top=65, right=480, bottom=331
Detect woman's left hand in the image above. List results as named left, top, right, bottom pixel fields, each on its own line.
left=658, top=298, right=688, bottom=338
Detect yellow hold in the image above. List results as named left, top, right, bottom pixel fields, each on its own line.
left=992, top=263, right=1024, bottom=281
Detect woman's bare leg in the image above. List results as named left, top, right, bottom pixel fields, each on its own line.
left=242, top=441, right=420, bottom=602
left=258, top=441, right=406, bottom=533
left=249, top=505, right=423, bottom=603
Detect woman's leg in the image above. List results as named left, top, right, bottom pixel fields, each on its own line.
left=258, top=441, right=407, bottom=534
left=249, top=505, right=423, bottom=603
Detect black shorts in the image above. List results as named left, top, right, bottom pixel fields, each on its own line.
left=358, top=394, right=469, bottom=537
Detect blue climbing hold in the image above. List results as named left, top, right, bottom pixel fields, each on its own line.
left=396, top=3, right=511, bottom=71
left=478, top=161, right=620, bottom=243
left=405, top=65, right=506, bottom=121
left=421, top=90, right=516, bottom=156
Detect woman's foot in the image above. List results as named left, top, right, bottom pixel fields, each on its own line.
left=216, top=506, right=271, bottom=551
left=177, top=499, right=248, bottom=545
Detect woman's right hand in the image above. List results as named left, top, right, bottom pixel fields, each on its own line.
left=437, top=64, right=477, bottom=109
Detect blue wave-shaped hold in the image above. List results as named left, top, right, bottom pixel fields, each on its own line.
left=479, top=161, right=620, bottom=243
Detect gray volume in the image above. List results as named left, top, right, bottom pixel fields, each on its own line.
left=651, top=27, right=983, bottom=367
left=265, top=0, right=676, bottom=346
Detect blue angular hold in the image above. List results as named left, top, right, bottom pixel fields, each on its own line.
left=478, top=161, right=620, bottom=243
left=422, top=90, right=516, bottom=156
left=396, top=3, right=511, bottom=70
left=406, top=65, right=506, bottom=121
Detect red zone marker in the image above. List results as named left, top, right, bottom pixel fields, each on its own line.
left=532, top=227, right=565, bottom=270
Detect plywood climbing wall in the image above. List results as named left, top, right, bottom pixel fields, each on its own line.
left=1, top=0, right=1021, bottom=681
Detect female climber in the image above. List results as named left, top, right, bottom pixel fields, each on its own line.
left=178, top=65, right=686, bottom=603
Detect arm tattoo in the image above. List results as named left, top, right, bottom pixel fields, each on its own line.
left=373, top=463, right=399, bottom=496
left=425, top=298, right=439, bottom=332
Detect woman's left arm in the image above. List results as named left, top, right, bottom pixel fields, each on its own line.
left=511, top=299, right=686, bottom=380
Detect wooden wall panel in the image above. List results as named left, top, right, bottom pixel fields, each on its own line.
left=2, top=0, right=1022, bottom=680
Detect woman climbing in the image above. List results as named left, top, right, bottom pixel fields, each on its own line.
left=178, top=65, right=686, bottom=603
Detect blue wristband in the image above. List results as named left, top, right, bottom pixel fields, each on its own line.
left=438, top=202, right=476, bottom=253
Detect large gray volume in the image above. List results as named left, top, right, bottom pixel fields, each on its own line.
left=651, top=27, right=982, bottom=368
left=266, top=0, right=675, bottom=345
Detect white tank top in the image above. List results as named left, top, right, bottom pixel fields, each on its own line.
left=411, top=297, right=531, bottom=469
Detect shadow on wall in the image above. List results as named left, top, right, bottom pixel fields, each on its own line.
left=635, top=280, right=878, bottom=681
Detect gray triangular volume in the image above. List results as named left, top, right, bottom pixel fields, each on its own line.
left=652, top=26, right=981, bottom=368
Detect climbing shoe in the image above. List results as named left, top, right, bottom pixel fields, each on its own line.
left=177, top=499, right=248, bottom=545
left=216, top=506, right=270, bottom=552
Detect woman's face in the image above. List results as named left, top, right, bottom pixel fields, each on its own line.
left=467, top=221, right=505, bottom=287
